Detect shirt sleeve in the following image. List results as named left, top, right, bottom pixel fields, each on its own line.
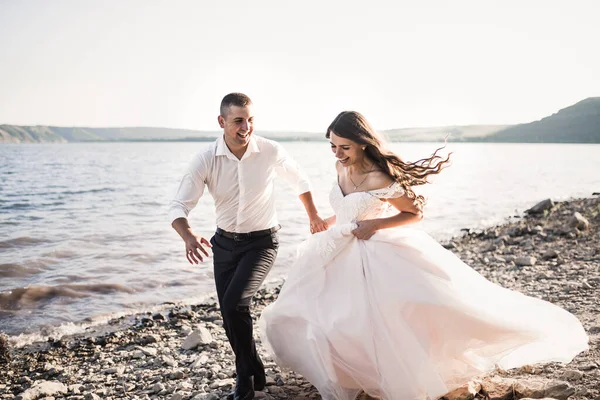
left=273, top=142, right=312, bottom=195
left=168, top=154, right=208, bottom=224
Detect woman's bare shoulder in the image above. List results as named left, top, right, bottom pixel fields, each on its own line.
left=366, top=170, right=394, bottom=190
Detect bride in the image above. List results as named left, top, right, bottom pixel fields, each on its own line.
left=259, top=111, right=588, bottom=400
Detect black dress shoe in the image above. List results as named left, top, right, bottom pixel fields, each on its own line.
left=253, top=372, right=266, bottom=392
left=253, top=357, right=266, bottom=391
left=233, top=376, right=254, bottom=400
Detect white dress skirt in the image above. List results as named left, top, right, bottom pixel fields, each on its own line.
left=259, top=182, right=589, bottom=400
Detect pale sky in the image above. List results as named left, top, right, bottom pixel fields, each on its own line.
left=0, top=0, right=598, bottom=132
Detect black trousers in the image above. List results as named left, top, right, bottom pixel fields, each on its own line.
left=210, top=229, right=279, bottom=378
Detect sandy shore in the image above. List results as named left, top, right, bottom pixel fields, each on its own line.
left=1, top=195, right=599, bottom=400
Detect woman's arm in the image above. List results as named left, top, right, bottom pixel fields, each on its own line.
left=351, top=194, right=423, bottom=240
left=324, top=215, right=337, bottom=226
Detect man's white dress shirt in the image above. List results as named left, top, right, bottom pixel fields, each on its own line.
left=169, top=135, right=312, bottom=233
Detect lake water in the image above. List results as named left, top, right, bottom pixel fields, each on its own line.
left=1, top=141, right=599, bottom=345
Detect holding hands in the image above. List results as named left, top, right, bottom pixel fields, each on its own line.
left=309, top=215, right=329, bottom=234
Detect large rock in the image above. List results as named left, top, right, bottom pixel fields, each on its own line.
left=15, top=380, right=68, bottom=400
left=444, top=380, right=482, bottom=400
left=190, top=353, right=210, bottom=369
left=561, top=369, right=584, bottom=381
left=182, top=325, right=213, bottom=350
left=515, top=256, right=537, bottom=266
left=541, top=249, right=559, bottom=260
left=482, top=376, right=516, bottom=400
left=526, top=199, right=554, bottom=214
left=569, top=212, right=590, bottom=231
left=481, top=376, right=574, bottom=400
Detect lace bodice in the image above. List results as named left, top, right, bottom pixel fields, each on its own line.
left=329, top=181, right=406, bottom=224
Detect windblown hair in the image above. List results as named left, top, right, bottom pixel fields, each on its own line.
left=220, top=93, right=253, bottom=117
left=326, top=111, right=451, bottom=207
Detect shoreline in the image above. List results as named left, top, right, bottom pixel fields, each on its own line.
left=1, top=195, right=599, bottom=400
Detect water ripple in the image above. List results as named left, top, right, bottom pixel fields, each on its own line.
left=0, top=283, right=137, bottom=310
left=0, top=236, right=51, bottom=249
left=0, top=263, right=43, bottom=278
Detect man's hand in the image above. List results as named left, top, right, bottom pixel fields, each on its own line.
left=172, top=218, right=212, bottom=264
left=185, top=234, right=212, bottom=264
left=351, top=219, right=379, bottom=240
left=309, top=215, right=328, bottom=234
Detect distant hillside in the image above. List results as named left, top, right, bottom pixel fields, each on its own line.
left=2, top=97, right=599, bottom=143
left=0, top=124, right=327, bottom=144
left=0, top=126, right=222, bottom=144
left=482, top=97, right=600, bottom=143
left=0, top=124, right=511, bottom=143
left=382, top=125, right=510, bottom=142
left=0, top=125, right=68, bottom=143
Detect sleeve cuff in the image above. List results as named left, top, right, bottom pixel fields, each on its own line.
left=295, top=180, right=313, bottom=196
left=168, top=206, right=189, bottom=225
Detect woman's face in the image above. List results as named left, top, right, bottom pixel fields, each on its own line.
left=329, top=131, right=365, bottom=167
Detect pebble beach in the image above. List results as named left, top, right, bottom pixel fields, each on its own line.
left=1, top=195, right=599, bottom=400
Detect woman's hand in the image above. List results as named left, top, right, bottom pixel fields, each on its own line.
left=351, top=219, right=380, bottom=240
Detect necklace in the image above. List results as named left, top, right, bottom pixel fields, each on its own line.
left=348, top=164, right=374, bottom=191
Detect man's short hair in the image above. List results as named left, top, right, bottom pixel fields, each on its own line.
left=220, top=93, right=253, bottom=117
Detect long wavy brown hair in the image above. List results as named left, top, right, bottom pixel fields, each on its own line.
left=326, top=111, right=451, bottom=208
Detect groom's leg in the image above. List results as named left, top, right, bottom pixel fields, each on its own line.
left=221, top=234, right=278, bottom=378
left=211, top=234, right=239, bottom=345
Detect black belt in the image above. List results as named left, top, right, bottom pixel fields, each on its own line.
left=216, top=225, right=280, bottom=241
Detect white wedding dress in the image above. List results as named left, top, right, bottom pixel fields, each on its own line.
left=259, top=182, right=588, bottom=400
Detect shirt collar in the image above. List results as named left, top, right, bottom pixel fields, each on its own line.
left=216, top=135, right=260, bottom=160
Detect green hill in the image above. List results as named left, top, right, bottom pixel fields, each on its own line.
left=482, top=97, right=600, bottom=143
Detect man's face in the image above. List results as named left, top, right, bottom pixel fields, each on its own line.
left=218, top=105, right=254, bottom=149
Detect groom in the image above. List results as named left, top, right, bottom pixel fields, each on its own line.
left=169, top=93, right=327, bottom=400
